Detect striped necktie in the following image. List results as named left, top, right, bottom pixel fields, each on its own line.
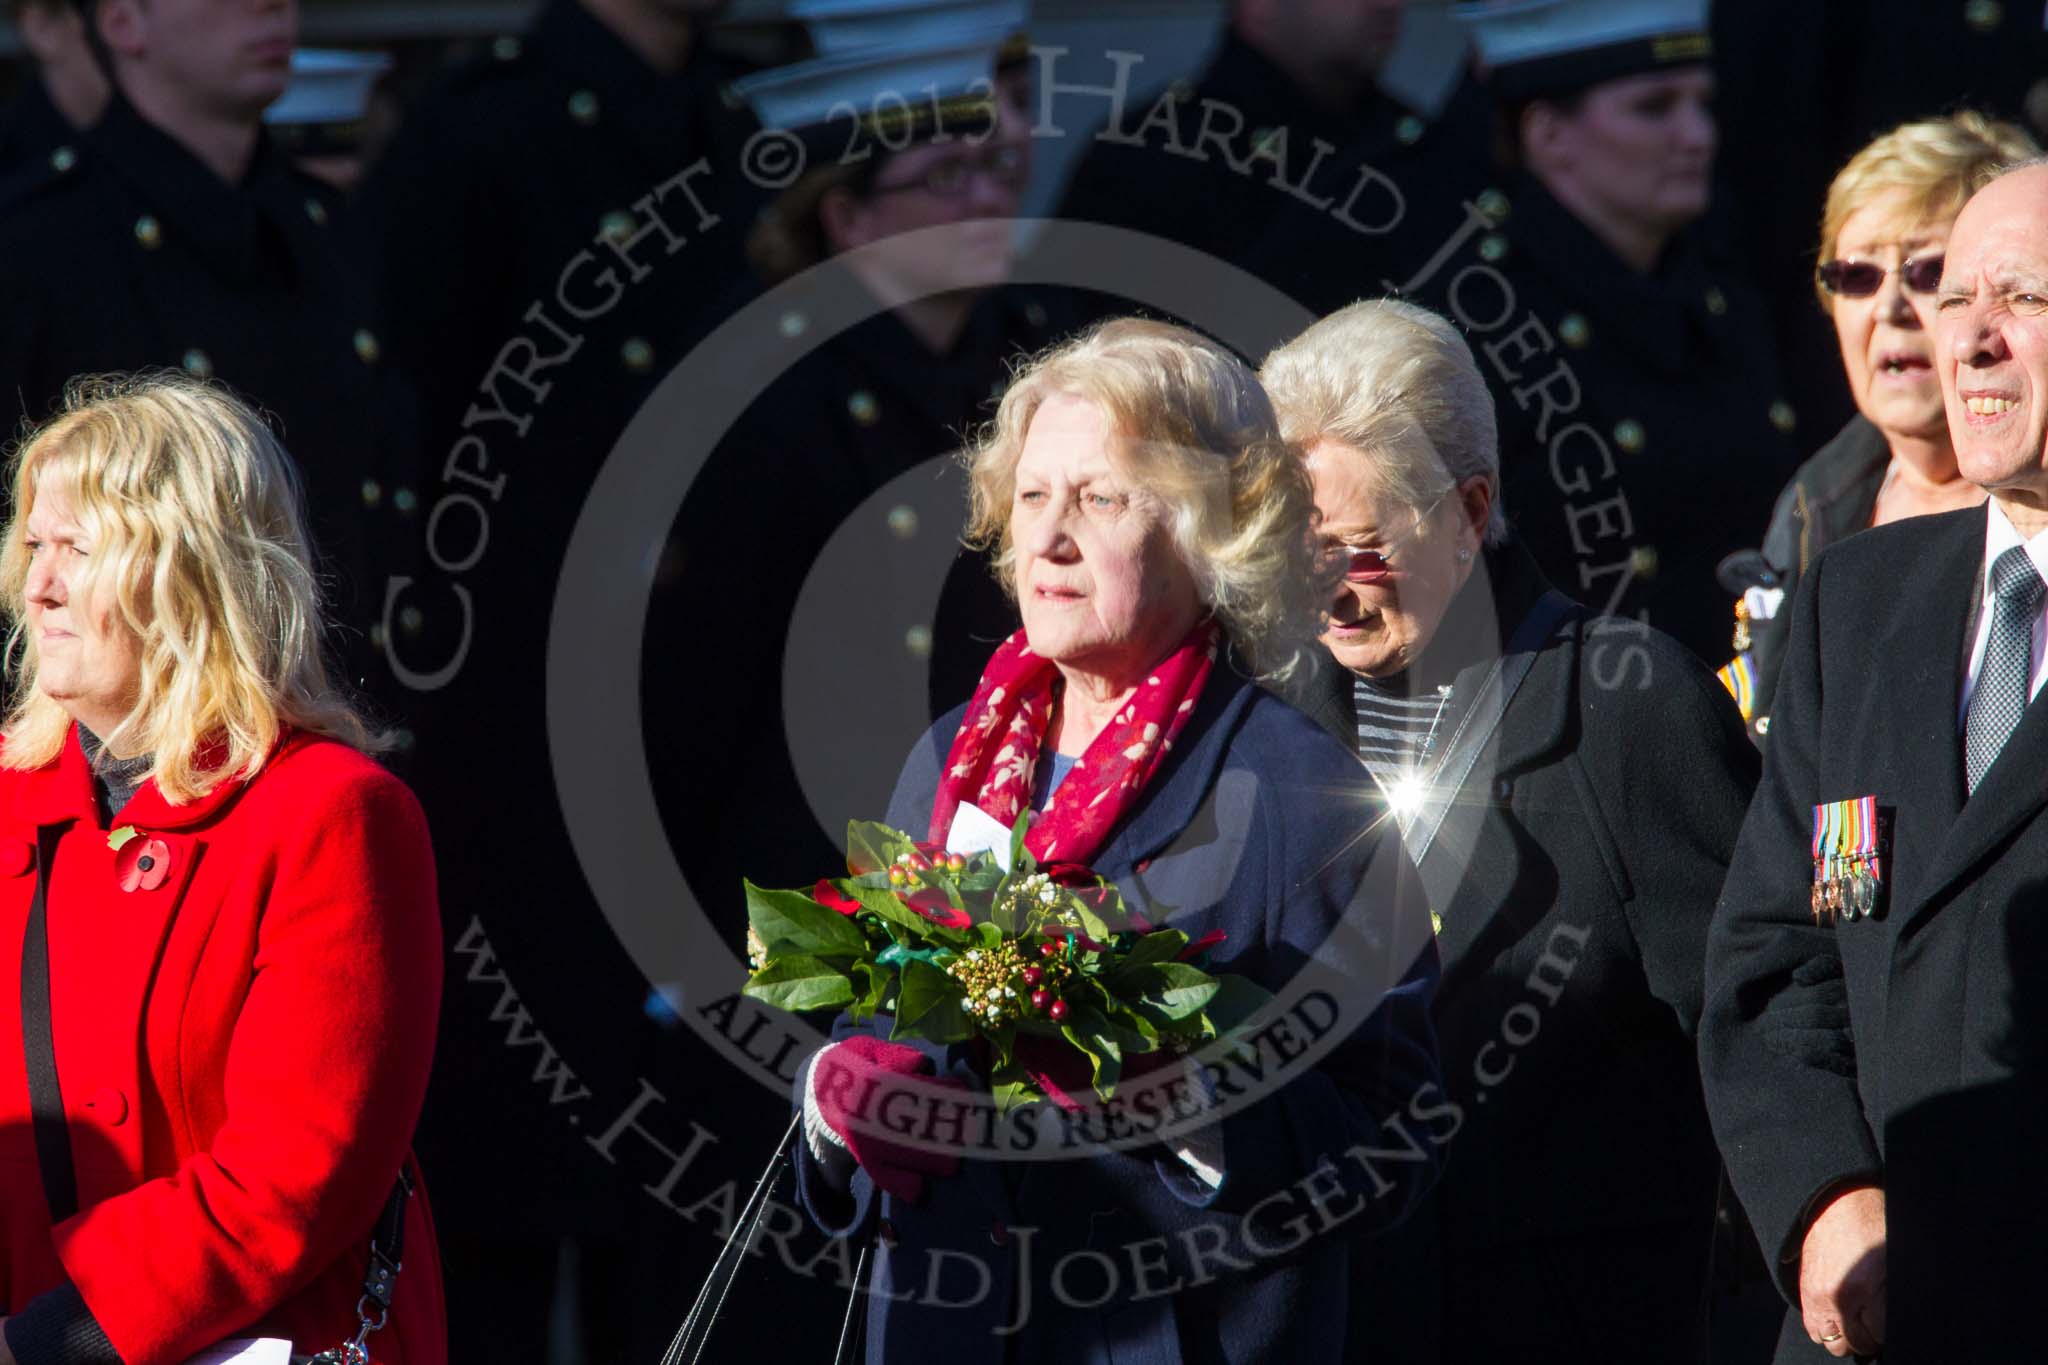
left=1965, top=545, right=2046, bottom=794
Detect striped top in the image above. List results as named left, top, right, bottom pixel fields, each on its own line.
left=1352, top=673, right=1458, bottom=790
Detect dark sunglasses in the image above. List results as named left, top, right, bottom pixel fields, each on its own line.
left=1816, top=254, right=1945, bottom=298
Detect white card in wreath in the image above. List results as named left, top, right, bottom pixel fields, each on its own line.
left=945, top=802, right=1014, bottom=872
left=181, top=1339, right=292, bottom=1365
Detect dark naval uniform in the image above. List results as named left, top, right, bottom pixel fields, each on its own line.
left=0, top=92, right=407, bottom=674
left=352, top=0, right=764, bottom=467
left=1055, top=28, right=1493, bottom=320
left=1398, top=173, right=1801, bottom=665
left=645, top=280, right=1066, bottom=939
left=353, top=8, right=795, bottom=1360
left=0, top=79, right=84, bottom=188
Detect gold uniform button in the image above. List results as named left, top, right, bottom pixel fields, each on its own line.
left=1629, top=545, right=1660, bottom=580
left=599, top=209, right=637, bottom=243
left=1769, top=399, right=1797, bottom=434
left=1558, top=313, right=1591, bottom=348
left=394, top=487, right=419, bottom=515
left=1613, top=418, right=1646, bottom=453
left=181, top=348, right=213, bottom=379
left=1704, top=286, right=1727, bottom=316
left=361, top=478, right=384, bottom=508
left=1475, top=188, right=1510, bottom=225
left=621, top=336, right=654, bottom=372
left=568, top=89, right=600, bottom=125
left=353, top=328, right=381, bottom=365
left=779, top=309, right=809, bottom=339
left=848, top=391, right=880, bottom=426
left=1964, top=0, right=2002, bottom=32
left=492, top=35, right=522, bottom=61
left=305, top=197, right=329, bottom=226
left=1478, top=233, right=1508, bottom=264
left=1395, top=115, right=1425, bottom=146
left=135, top=215, right=162, bottom=250
left=49, top=145, right=75, bottom=174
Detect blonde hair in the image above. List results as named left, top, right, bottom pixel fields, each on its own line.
left=1259, top=297, right=1505, bottom=542
left=962, top=318, right=1328, bottom=681
left=1817, top=110, right=2041, bottom=310
left=1, top=373, right=377, bottom=800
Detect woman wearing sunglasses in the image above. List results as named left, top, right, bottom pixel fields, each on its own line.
left=1718, top=111, right=2038, bottom=741
left=1266, top=299, right=1758, bottom=1364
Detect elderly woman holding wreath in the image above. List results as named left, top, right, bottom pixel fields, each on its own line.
left=791, top=319, right=1442, bottom=1364
left=0, top=375, right=445, bottom=1365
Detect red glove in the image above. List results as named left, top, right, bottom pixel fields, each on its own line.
left=805, top=1036, right=967, bottom=1202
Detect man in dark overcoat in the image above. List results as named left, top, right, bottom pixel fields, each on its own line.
left=1701, top=158, right=2048, bottom=1363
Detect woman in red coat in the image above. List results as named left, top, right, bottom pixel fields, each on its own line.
left=0, top=374, right=446, bottom=1364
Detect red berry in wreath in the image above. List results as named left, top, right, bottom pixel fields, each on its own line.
left=1038, top=941, right=1058, bottom=958
left=1030, top=989, right=1049, bottom=1011
left=1021, top=966, right=1043, bottom=987
left=1047, top=999, right=1068, bottom=1022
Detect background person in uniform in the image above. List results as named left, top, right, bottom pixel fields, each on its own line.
left=1423, top=0, right=1799, bottom=666
left=0, top=0, right=409, bottom=684
left=1265, top=299, right=1754, bottom=1365
left=1700, top=158, right=2048, bottom=1363
left=352, top=0, right=759, bottom=476
left=796, top=317, right=1439, bottom=1365
left=645, top=9, right=1066, bottom=939
left=1716, top=112, right=2038, bottom=742
left=0, top=374, right=445, bottom=1365
left=1049, top=0, right=1496, bottom=337
left=0, top=0, right=106, bottom=179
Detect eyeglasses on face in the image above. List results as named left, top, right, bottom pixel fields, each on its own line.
left=868, top=143, right=1028, bottom=199
left=1322, top=493, right=1450, bottom=583
left=1816, top=254, right=1945, bottom=298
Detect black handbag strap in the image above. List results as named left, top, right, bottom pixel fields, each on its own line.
left=21, top=824, right=76, bottom=1224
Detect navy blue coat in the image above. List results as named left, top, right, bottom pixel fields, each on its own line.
left=794, top=666, right=1444, bottom=1364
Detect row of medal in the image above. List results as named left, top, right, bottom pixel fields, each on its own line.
left=1812, top=795, right=1883, bottom=923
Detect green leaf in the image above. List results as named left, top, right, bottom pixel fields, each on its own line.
left=743, top=955, right=855, bottom=1014
left=892, top=957, right=974, bottom=1044
left=1064, top=893, right=1112, bottom=945
left=107, top=825, right=139, bottom=852
left=851, top=881, right=967, bottom=945
left=1108, top=961, right=1219, bottom=1024
left=1199, top=974, right=1275, bottom=1036
left=1060, top=1001, right=1123, bottom=1100
left=1008, top=807, right=1035, bottom=875
left=744, top=881, right=870, bottom=957
left=846, top=821, right=913, bottom=876
left=989, top=1062, right=1036, bottom=1118
left=975, top=921, right=1003, bottom=950
left=848, top=961, right=893, bottom=1021
left=1107, top=929, right=1188, bottom=975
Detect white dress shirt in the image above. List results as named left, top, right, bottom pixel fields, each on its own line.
left=1957, top=498, right=2048, bottom=730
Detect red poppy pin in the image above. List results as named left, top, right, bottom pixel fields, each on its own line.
left=108, top=826, right=170, bottom=893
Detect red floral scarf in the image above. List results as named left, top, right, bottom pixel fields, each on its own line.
left=929, top=620, right=1220, bottom=865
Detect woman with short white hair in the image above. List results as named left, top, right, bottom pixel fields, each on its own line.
left=1265, top=297, right=1757, bottom=1363
left=0, top=373, right=445, bottom=1365
left=790, top=318, right=1441, bottom=1365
